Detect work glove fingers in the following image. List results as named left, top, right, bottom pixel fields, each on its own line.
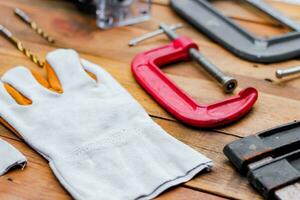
left=0, top=81, right=18, bottom=107
left=1, top=67, right=55, bottom=102
left=0, top=81, right=25, bottom=137
left=46, top=49, right=95, bottom=92
left=80, top=59, right=125, bottom=91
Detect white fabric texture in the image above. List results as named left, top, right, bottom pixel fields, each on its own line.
left=0, top=138, right=27, bottom=176
left=0, top=49, right=212, bottom=200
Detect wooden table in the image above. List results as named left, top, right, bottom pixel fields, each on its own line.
left=0, top=0, right=299, bottom=199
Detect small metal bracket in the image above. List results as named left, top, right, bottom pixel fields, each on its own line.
left=171, top=0, right=300, bottom=63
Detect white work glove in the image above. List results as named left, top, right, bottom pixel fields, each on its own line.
left=0, top=49, right=212, bottom=200
left=0, top=138, right=26, bottom=176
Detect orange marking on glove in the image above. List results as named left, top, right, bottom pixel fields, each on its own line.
left=4, top=84, right=32, bottom=105
left=0, top=63, right=96, bottom=137
left=45, top=62, right=63, bottom=93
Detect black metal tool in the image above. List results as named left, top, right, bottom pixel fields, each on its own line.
left=224, top=121, right=300, bottom=200
left=171, top=0, right=300, bottom=63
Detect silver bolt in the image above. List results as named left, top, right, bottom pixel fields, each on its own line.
left=276, top=66, right=300, bottom=79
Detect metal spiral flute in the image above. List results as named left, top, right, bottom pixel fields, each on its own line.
left=15, top=8, right=55, bottom=44
left=0, top=25, right=45, bottom=68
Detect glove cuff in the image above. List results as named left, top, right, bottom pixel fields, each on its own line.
left=46, top=128, right=212, bottom=200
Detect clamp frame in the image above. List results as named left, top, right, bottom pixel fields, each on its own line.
left=131, top=36, right=258, bottom=128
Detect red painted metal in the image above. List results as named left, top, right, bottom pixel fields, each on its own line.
left=131, top=36, right=258, bottom=128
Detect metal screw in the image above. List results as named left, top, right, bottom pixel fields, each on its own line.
left=276, top=66, right=300, bottom=79
left=130, top=23, right=237, bottom=93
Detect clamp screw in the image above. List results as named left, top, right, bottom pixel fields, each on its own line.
left=130, top=23, right=238, bottom=93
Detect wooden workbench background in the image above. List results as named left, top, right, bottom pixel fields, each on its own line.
left=0, top=0, right=300, bottom=199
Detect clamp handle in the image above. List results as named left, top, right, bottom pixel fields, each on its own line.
left=131, top=36, right=258, bottom=127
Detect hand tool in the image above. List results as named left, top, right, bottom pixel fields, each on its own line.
left=130, top=23, right=238, bottom=93
left=171, top=0, right=300, bottom=63
left=224, top=121, right=300, bottom=200
left=0, top=25, right=44, bottom=68
left=14, top=8, right=55, bottom=44
left=73, top=0, right=152, bottom=29
left=130, top=23, right=258, bottom=128
left=276, top=65, right=300, bottom=78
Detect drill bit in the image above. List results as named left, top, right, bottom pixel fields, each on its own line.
left=14, top=8, right=55, bottom=44
left=0, top=25, right=45, bottom=68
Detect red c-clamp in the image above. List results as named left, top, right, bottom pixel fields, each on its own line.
left=130, top=24, right=258, bottom=128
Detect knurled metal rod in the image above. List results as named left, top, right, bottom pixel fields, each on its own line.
left=14, top=8, right=55, bottom=44
left=0, top=25, right=45, bottom=68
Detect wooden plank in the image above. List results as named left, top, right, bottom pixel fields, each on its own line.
left=0, top=0, right=299, bottom=199
left=0, top=0, right=299, bottom=91
left=156, top=187, right=228, bottom=200
left=0, top=0, right=299, bottom=59
left=0, top=44, right=299, bottom=138
left=0, top=137, right=71, bottom=200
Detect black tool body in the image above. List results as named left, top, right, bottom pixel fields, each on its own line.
left=224, top=121, right=300, bottom=199
left=171, top=0, right=300, bottom=63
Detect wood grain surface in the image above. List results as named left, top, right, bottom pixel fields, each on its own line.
left=0, top=0, right=299, bottom=199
